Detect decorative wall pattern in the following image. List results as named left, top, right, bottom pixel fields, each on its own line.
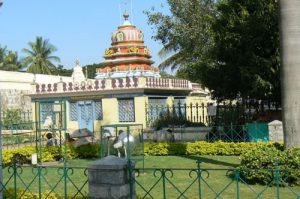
left=118, top=99, right=135, bottom=122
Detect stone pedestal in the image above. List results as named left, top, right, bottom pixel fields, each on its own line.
left=88, top=156, right=135, bottom=199
left=268, top=120, right=283, bottom=142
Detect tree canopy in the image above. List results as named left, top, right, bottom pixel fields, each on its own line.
left=146, top=0, right=280, bottom=103
left=0, top=46, right=22, bottom=71
left=23, top=36, right=60, bottom=75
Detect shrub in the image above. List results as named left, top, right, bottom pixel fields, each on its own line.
left=70, top=143, right=100, bottom=159
left=239, top=145, right=300, bottom=185
left=3, top=109, right=22, bottom=126
left=144, top=141, right=284, bottom=156
left=3, top=188, right=87, bottom=199
left=2, top=144, right=101, bottom=166
left=151, top=113, right=205, bottom=130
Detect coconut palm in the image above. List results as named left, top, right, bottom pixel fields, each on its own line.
left=23, top=36, right=60, bottom=74
left=157, top=47, right=186, bottom=71
left=0, top=51, right=22, bottom=71
left=0, top=46, right=22, bottom=71
left=279, top=0, right=300, bottom=148
left=0, top=46, right=7, bottom=64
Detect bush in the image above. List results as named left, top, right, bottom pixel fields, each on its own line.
left=144, top=141, right=284, bottom=156
left=239, top=145, right=300, bottom=185
left=3, top=109, right=22, bottom=126
left=151, top=113, right=205, bottom=130
left=70, top=143, right=100, bottom=159
left=2, top=143, right=101, bottom=166
left=3, top=188, right=87, bottom=198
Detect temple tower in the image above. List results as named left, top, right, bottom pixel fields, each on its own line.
left=95, top=12, right=160, bottom=79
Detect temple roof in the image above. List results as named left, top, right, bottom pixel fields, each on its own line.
left=95, top=12, right=159, bottom=79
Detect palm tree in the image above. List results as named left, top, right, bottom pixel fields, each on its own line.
left=0, top=46, right=22, bottom=71
left=0, top=46, right=7, bottom=64
left=279, top=0, right=300, bottom=148
left=23, top=36, right=60, bottom=74
left=157, top=48, right=185, bottom=71
left=0, top=51, right=22, bottom=71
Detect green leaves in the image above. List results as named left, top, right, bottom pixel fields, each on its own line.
left=23, top=36, right=60, bottom=75
left=0, top=46, right=22, bottom=71
left=239, top=145, right=300, bottom=185
left=146, top=0, right=280, bottom=103
left=145, top=0, right=215, bottom=71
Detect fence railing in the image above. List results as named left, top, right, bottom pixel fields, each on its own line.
left=0, top=162, right=88, bottom=198
left=146, top=103, right=215, bottom=127
left=1, top=122, right=39, bottom=150
left=146, top=102, right=281, bottom=127
left=0, top=122, right=267, bottom=149
left=0, top=111, right=32, bottom=123
left=0, top=122, right=68, bottom=150
left=1, top=160, right=300, bottom=198
left=130, top=160, right=300, bottom=199
left=206, top=124, right=268, bottom=143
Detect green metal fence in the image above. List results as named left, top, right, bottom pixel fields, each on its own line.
left=0, top=111, right=32, bottom=124
left=130, top=160, right=300, bottom=199
left=0, top=162, right=88, bottom=198
left=1, top=160, right=300, bottom=198
left=1, top=122, right=39, bottom=150
left=207, top=123, right=269, bottom=143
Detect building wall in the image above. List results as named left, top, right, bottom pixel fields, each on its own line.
left=0, top=70, right=73, bottom=111
left=49, top=96, right=149, bottom=135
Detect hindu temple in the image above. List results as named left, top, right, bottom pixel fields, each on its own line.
left=28, top=13, right=209, bottom=134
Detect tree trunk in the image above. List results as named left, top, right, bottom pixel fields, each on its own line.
left=280, top=0, right=300, bottom=148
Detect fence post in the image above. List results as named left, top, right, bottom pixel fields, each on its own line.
left=145, top=103, right=149, bottom=127
left=38, top=165, right=42, bottom=199
left=184, top=103, right=187, bottom=120
left=162, top=169, right=167, bottom=199
left=13, top=160, right=17, bottom=199
left=235, top=170, right=240, bottom=199
left=201, top=103, right=205, bottom=124
left=128, top=160, right=134, bottom=199
left=275, top=162, right=280, bottom=199
left=64, top=165, right=67, bottom=199
left=190, top=103, right=193, bottom=122
left=196, top=160, right=202, bottom=199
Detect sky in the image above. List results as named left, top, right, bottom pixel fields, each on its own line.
left=0, top=0, right=169, bottom=69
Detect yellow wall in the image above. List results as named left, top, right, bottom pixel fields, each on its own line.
left=134, top=96, right=148, bottom=127
left=31, top=95, right=209, bottom=132
left=167, top=96, right=174, bottom=107
left=92, top=96, right=147, bottom=137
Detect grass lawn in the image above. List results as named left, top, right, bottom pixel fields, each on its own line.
left=2, top=156, right=300, bottom=198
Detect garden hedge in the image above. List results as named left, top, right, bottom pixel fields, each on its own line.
left=2, top=141, right=285, bottom=165
left=144, top=141, right=284, bottom=156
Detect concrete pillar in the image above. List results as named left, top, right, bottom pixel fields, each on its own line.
left=88, top=156, right=135, bottom=199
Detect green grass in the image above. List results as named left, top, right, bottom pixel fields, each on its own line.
left=2, top=156, right=300, bottom=198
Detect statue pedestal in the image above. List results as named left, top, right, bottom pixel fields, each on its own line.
left=88, top=156, right=135, bottom=199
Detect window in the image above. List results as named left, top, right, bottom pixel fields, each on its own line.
left=95, top=100, right=103, bottom=120
left=40, top=103, right=54, bottom=123
left=148, top=98, right=167, bottom=122
left=118, top=99, right=135, bottom=122
left=70, top=102, right=78, bottom=121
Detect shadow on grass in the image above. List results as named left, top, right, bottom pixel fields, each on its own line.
left=182, top=155, right=240, bottom=168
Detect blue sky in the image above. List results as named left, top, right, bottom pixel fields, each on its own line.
left=0, top=0, right=168, bottom=69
